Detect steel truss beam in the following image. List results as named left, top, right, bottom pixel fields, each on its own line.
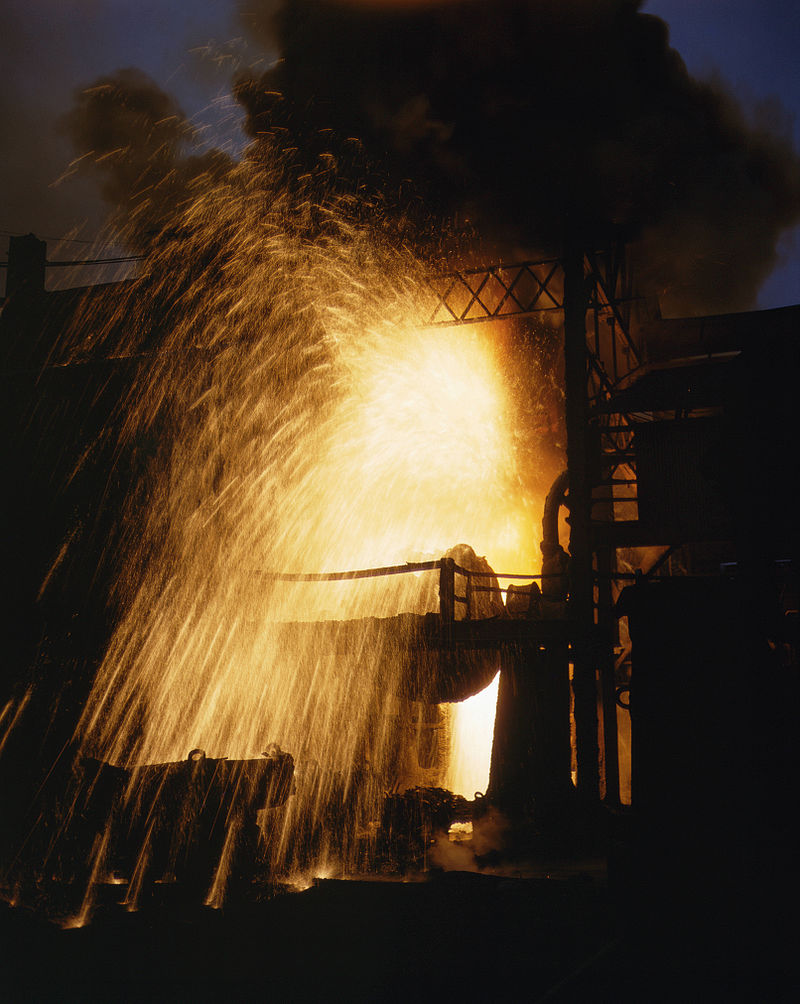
left=426, top=259, right=562, bottom=325
left=426, top=250, right=641, bottom=503
left=427, top=246, right=645, bottom=806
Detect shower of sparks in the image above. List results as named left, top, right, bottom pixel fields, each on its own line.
left=44, top=145, right=546, bottom=898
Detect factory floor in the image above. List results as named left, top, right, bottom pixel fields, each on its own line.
left=3, top=859, right=792, bottom=1003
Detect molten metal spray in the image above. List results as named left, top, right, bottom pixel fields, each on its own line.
left=62, top=150, right=541, bottom=899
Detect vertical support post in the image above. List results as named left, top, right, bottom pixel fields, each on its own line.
left=488, top=642, right=572, bottom=823
left=596, top=542, right=621, bottom=805
left=6, top=233, right=46, bottom=299
left=438, top=557, right=455, bottom=646
left=563, top=242, right=600, bottom=800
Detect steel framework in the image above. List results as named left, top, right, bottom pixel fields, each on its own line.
left=425, top=245, right=646, bottom=805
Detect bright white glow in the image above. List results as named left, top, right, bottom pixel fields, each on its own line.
left=444, top=670, right=500, bottom=798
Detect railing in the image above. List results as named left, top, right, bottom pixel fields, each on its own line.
left=258, top=558, right=543, bottom=623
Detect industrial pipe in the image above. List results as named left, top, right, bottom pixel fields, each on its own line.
left=541, top=470, right=570, bottom=601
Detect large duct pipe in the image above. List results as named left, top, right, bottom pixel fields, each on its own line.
left=541, top=470, right=570, bottom=601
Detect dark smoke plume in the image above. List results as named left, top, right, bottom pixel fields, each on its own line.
left=61, top=69, right=233, bottom=248
left=233, top=0, right=800, bottom=315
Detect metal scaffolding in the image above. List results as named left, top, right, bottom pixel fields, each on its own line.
left=424, top=243, right=646, bottom=805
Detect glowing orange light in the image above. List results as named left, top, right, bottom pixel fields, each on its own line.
left=70, top=171, right=545, bottom=890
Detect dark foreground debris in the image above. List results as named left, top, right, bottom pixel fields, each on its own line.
left=3, top=860, right=793, bottom=1004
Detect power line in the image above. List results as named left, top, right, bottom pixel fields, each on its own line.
left=1, top=228, right=127, bottom=248
left=44, top=256, right=144, bottom=267
left=0, top=255, right=145, bottom=268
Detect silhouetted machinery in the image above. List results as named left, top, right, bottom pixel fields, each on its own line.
left=4, top=235, right=797, bottom=908
left=71, top=748, right=294, bottom=891
left=59, top=525, right=573, bottom=891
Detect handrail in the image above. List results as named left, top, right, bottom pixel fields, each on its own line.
left=255, top=560, right=441, bottom=582
left=254, top=559, right=549, bottom=624
left=256, top=561, right=544, bottom=583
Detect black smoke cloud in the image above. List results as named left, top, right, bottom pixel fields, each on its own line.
left=232, top=0, right=800, bottom=315
left=1, top=2, right=246, bottom=290
left=60, top=69, right=233, bottom=248
left=0, top=4, right=110, bottom=264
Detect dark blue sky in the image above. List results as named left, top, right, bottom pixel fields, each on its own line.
left=2, top=1, right=798, bottom=309
left=644, top=0, right=800, bottom=308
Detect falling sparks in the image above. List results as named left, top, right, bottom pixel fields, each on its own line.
left=43, top=146, right=547, bottom=896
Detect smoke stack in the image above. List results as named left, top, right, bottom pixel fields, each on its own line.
left=5, top=234, right=46, bottom=299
